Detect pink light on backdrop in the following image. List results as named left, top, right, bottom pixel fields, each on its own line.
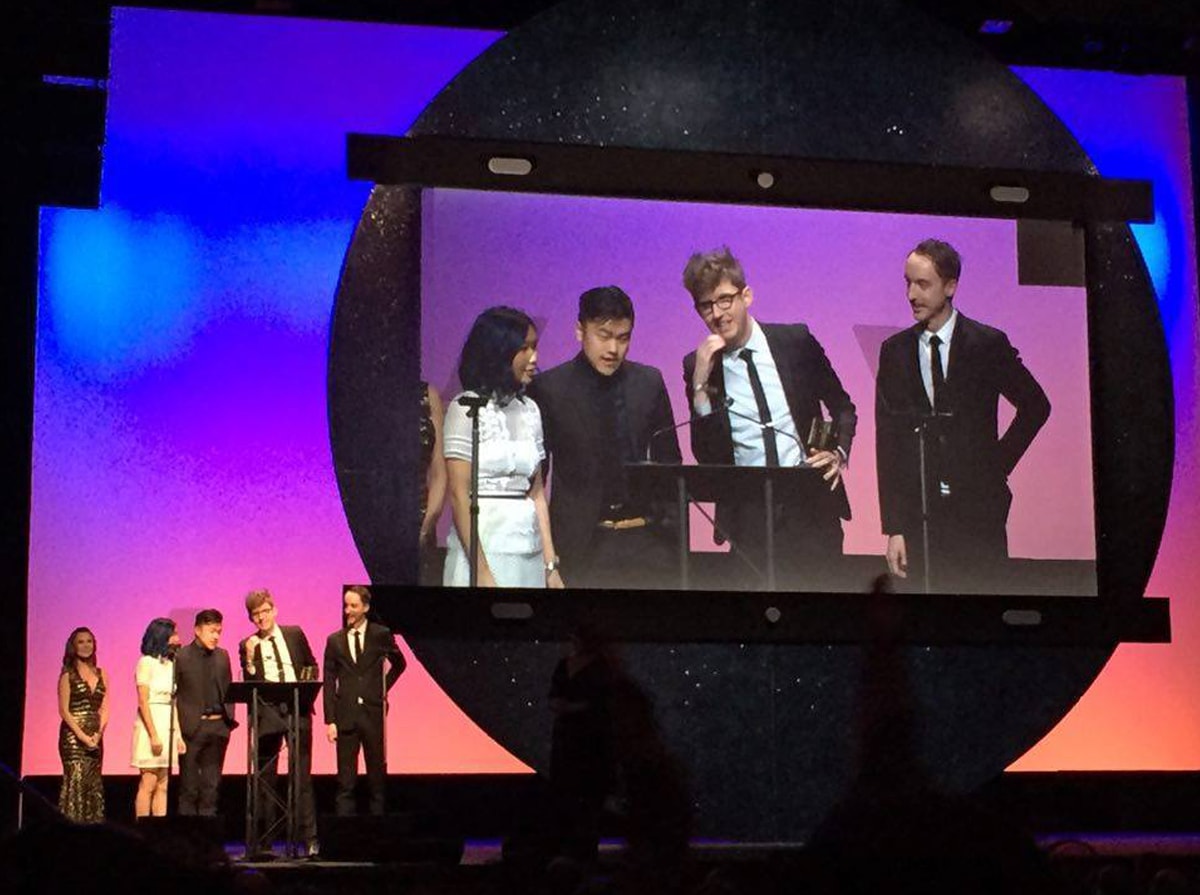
left=24, top=11, right=524, bottom=778
left=1009, top=70, right=1200, bottom=771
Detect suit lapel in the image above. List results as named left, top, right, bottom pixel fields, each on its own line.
left=942, top=312, right=972, bottom=411
left=904, top=325, right=932, bottom=412
left=945, top=312, right=970, bottom=382
left=761, top=324, right=802, bottom=425
left=564, top=360, right=598, bottom=471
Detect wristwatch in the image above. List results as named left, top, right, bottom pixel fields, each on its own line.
left=544, top=557, right=561, bottom=574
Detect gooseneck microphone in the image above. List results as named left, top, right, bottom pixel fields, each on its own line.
left=722, top=396, right=808, bottom=463
left=456, top=393, right=491, bottom=409
left=644, top=417, right=698, bottom=462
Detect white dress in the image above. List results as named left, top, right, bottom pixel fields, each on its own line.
left=130, top=655, right=179, bottom=769
left=443, top=392, right=546, bottom=588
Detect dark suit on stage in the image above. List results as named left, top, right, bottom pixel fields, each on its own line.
left=239, top=625, right=318, bottom=844
left=528, top=354, right=682, bottom=587
left=683, top=322, right=857, bottom=587
left=174, top=641, right=236, bottom=816
left=322, top=620, right=405, bottom=815
left=875, top=312, right=1050, bottom=588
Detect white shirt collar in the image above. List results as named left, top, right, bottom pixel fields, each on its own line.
left=724, top=317, right=768, bottom=361
left=920, top=307, right=958, bottom=345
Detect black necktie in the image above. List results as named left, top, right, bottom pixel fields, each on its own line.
left=738, top=349, right=780, bottom=467
left=929, top=335, right=945, bottom=413
left=353, top=629, right=363, bottom=665
left=268, top=636, right=284, bottom=682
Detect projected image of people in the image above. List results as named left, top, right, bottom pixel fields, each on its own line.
left=442, top=307, right=564, bottom=589
left=875, top=239, right=1050, bottom=593
left=420, top=190, right=1096, bottom=597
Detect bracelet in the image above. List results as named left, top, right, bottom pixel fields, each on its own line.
left=544, top=557, right=561, bottom=574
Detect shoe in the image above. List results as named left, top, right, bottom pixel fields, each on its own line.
left=305, top=839, right=319, bottom=860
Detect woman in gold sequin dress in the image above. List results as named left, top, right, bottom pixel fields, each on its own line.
left=57, top=627, right=108, bottom=822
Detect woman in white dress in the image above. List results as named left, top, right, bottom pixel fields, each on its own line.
left=130, top=617, right=181, bottom=817
left=444, top=306, right=564, bottom=588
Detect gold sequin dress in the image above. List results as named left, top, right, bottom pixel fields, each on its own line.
left=58, top=666, right=105, bottom=822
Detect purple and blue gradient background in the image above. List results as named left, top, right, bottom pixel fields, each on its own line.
left=25, top=8, right=1198, bottom=775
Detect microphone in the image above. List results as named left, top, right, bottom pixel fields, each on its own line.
left=456, top=393, right=491, bottom=409
left=644, top=417, right=696, bottom=462
left=722, top=397, right=808, bottom=463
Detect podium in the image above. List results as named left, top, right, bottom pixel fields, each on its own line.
left=227, top=680, right=322, bottom=857
left=625, top=462, right=830, bottom=590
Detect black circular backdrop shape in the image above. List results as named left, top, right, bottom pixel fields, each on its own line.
left=328, top=0, right=1173, bottom=838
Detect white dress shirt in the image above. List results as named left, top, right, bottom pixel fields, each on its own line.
left=256, top=625, right=297, bottom=682
left=918, top=308, right=958, bottom=495
left=919, top=307, right=958, bottom=409
left=719, top=320, right=803, bottom=468
left=347, top=619, right=368, bottom=662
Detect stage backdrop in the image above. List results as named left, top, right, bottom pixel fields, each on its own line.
left=25, top=8, right=1198, bottom=775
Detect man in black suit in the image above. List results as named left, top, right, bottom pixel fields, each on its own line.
left=527, top=286, right=682, bottom=588
left=682, top=247, right=857, bottom=590
left=875, top=239, right=1050, bottom=592
left=240, top=589, right=318, bottom=854
left=174, top=608, right=236, bottom=816
left=323, top=585, right=406, bottom=816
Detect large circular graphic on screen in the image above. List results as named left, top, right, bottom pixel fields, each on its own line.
left=328, top=0, right=1172, bottom=838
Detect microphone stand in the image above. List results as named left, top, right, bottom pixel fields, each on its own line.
left=167, top=647, right=179, bottom=816
left=457, top=394, right=490, bottom=588
left=912, top=410, right=953, bottom=595
left=724, top=398, right=817, bottom=591
left=641, top=416, right=699, bottom=588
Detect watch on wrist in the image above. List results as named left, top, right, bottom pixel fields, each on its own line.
left=545, top=557, right=561, bottom=574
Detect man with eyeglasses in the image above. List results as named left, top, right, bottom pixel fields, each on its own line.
left=240, top=589, right=319, bottom=856
left=682, top=246, right=857, bottom=589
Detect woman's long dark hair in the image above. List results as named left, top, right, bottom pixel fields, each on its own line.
left=457, top=306, right=535, bottom=401
left=61, top=627, right=97, bottom=672
left=140, top=618, right=177, bottom=659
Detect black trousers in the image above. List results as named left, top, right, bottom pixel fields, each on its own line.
left=178, top=718, right=230, bottom=816
left=902, top=491, right=1009, bottom=594
left=723, top=496, right=845, bottom=592
left=335, top=711, right=386, bottom=816
left=255, top=715, right=316, bottom=842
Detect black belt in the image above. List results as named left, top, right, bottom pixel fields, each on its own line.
left=479, top=493, right=527, bottom=500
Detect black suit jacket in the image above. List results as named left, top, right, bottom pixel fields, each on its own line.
left=174, top=641, right=236, bottom=741
left=682, top=322, right=858, bottom=526
left=527, top=355, right=682, bottom=574
left=875, top=312, right=1050, bottom=537
left=322, top=620, right=405, bottom=732
left=239, top=624, right=317, bottom=736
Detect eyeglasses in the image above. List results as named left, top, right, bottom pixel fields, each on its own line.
left=694, top=289, right=743, bottom=317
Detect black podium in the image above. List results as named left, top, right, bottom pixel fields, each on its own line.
left=625, top=462, right=830, bottom=590
left=228, top=680, right=321, bottom=858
